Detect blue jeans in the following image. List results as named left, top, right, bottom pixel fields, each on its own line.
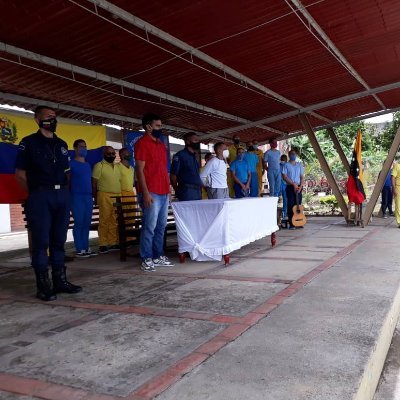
left=25, top=188, right=70, bottom=272
left=381, top=186, right=393, bottom=215
left=268, top=169, right=281, bottom=197
left=139, top=192, right=168, bottom=259
left=71, top=193, right=93, bottom=252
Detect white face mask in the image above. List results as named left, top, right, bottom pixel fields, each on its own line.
left=222, top=149, right=229, bottom=158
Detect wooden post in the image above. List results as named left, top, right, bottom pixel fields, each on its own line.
left=298, top=114, right=348, bottom=220
left=327, top=127, right=351, bottom=175
left=362, top=125, right=400, bottom=226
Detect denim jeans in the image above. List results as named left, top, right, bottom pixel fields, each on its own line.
left=281, top=183, right=288, bottom=219
left=381, top=186, right=393, bottom=215
left=71, top=193, right=93, bottom=252
left=267, top=169, right=281, bottom=197
left=139, top=192, right=168, bottom=259
left=249, top=172, right=259, bottom=197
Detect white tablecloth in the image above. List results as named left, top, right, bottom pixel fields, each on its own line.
left=171, top=197, right=279, bottom=261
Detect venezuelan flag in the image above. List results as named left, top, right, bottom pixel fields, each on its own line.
left=0, top=112, right=106, bottom=204
left=347, top=130, right=366, bottom=204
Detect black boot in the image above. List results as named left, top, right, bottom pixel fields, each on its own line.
left=35, top=270, right=57, bottom=301
left=52, top=267, right=82, bottom=294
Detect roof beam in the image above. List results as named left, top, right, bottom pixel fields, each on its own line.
left=0, top=91, right=201, bottom=134
left=75, top=0, right=331, bottom=124
left=0, top=42, right=266, bottom=128
left=199, top=79, right=400, bottom=139
left=287, top=0, right=386, bottom=110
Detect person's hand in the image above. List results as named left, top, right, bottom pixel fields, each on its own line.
left=297, top=185, right=303, bottom=193
left=241, top=183, right=246, bottom=190
left=293, top=184, right=299, bottom=192
left=143, top=193, right=154, bottom=208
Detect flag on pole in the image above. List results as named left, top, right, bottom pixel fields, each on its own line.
left=346, top=130, right=366, bottom=204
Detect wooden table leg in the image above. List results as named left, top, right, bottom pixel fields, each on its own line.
left=223, top=254, right=230, bottom=265
left=179, top=253, right=186, bottom=263
left=271, top=232, right=277, bottom=247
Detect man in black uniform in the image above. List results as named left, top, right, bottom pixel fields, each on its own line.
left=170, top=132, right=203, bottom=201
left=15, top=106, right=82, bottom=301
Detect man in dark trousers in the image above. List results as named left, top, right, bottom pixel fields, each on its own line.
left=15, top=105, right=82, bottom=301
left=170, top=132, right=203, bottom=201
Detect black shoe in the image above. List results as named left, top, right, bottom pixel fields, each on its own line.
left=52, top=267, right=82, bottom=294
left=35, top=270, right=57, bottom=301
left=99, top=246, right=109, bottom=254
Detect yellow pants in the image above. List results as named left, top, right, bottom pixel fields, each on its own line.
left=97, top=191, right=120, bottom=247
left=395, top=190, right=400, bottom=225
left=227, top=173, right=235, bottom=198
left=257, top=168, right=263, bottom=195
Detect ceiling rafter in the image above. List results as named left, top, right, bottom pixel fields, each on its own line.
left=287, top=0, right=386, bottom=110
left=73, top=0, right=332, bottom=124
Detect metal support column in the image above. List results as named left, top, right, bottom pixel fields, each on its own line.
left=299, top=114, right=348, bottom=220
left=327, top=127, right=351, bottom=175
left=362, top=125, right=400, bottom=226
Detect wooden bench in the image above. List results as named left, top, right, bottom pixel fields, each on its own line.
left=113, top=195, right=176, bottom=261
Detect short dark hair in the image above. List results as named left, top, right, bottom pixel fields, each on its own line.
left=214, top=142, right=225, bottom=153
left=73, top=139, right=86, bottom=148
left=34, top=105, right=56, bottom=118
left=119, top=147, right=128, bottom=156
left=142, top=113, right=161, bottom=129
left=289, top=149, right=297, bottom=155
left=280, top=154, right=288, bottom=161
left=183, top=132, right=197, bottom=142
left=204, top=152, right=213, bottom=162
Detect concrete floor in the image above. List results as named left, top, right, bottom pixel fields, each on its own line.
left=0, top=216, right=399, bottom=400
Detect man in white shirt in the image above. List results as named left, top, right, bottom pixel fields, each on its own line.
left=200, top=142, right=230, bottom=199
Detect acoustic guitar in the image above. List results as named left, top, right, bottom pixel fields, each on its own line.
left=292, top=192, right=307, bottom=227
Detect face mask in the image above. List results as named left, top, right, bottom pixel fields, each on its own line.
left=39, top=117, right=57, bottom=133
left=78, top=148, right=87, bottom=158
left=237, top=153, right=244, bottom=161
left=222, top=149, right=229, bottom=158
left=289, top=155, right=297, bottom=162
left=253, top=143, right=258, bottom=147
left=124, top=155, right=133, bottom=161
left=234, top=139, right=240, bottom=145
left=271, top=142, right=278, bottom=149
left=104, top=155, right=116, bottom=163
left=152, top=129, right=163, bottom=139
left=248, top=146, right=255, bottom=151
left=280, top=161, right=286, bottom=165
left=189, top=142, right=201, bottom=150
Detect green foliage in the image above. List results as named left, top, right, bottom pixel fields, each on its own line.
left=320, top=195, right=348, bottom=215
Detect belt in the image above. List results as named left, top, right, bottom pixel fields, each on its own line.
left=33, top=184, right=68, bottom=190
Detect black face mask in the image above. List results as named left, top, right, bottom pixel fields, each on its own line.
left=248, top=146, right=255, bottom=151
left=189, top=142, right=201, bottom=150
left=234, top=139, right=240, bottom=145
left=39, top=117, right=57, bottom=133
left=104, top=155, right=116, bottom=163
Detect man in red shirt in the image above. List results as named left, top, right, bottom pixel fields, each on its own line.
left=135, top=113, right=174, bottom=272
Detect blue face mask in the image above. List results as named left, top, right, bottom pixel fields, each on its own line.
left=289, top=155, right=297, bottom=162
left=280, top=161, right=286, bottom=165
left=152, top=129, right=163, bottom=139
left=79, top=148, right=88, bottom=158
left=237, top=153, right=244, bottom=160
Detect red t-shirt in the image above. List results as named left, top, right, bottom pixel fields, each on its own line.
left=135, top=134, right=170, bottom=194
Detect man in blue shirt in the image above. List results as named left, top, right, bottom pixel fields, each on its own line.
left=15, top=105, right=82, bottom=301
left=243, top=142, right=259, bottom=197
left=170, top=132, right=203, bottom=201
left=230, top=147, right=251, bottom=198
left=263, top=139, right=281, bottom=197
left=69, top=139, right=96, bottom=257
left=381, top=168, right=394, bottom=218
left=282, top=149, right=305, bottom=229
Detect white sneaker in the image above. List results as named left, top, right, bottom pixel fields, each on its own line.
left=153, top=256, right=175, bottom=267
left=76, top=250, right=90, bottom=258
left=86, top=249, right=98, bottom=256
left=141, top=258, right=156, bottom=272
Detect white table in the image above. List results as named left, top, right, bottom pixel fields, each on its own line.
left=171, top=197, right=279, bottom=263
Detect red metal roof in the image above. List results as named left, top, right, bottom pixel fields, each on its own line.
left=0, top=0, right=399, bottom=142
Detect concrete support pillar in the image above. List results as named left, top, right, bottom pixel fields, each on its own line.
left=362, top=126, right=400, bottom=226
left=327, top=127, right=351, bottom=175
left=298, top=114, right=348, bottom=220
